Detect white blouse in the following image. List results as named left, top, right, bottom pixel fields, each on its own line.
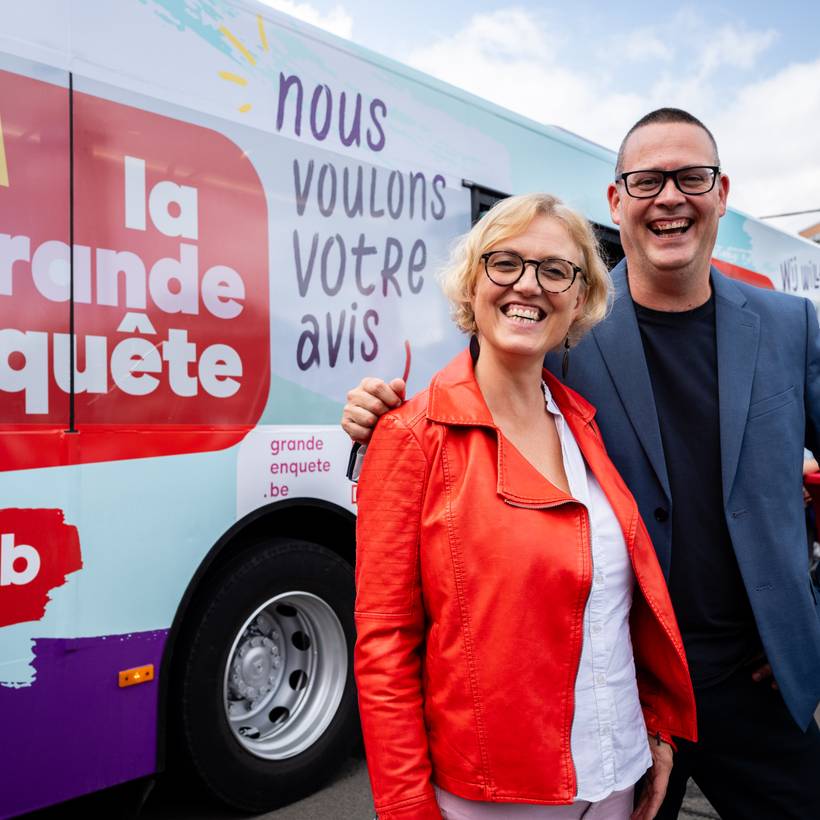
left=438, top=382, right=651, bottom=812
left=545, top=382, right=651, bottom=802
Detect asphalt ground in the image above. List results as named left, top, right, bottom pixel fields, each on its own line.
left=140, top=753, right=720, bottom=820
left=21, top=748, right=718, bottom=819
left=24, top=700, right=820, bottom=820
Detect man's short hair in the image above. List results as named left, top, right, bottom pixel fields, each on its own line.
left=615, top=108, right=720, bottom=174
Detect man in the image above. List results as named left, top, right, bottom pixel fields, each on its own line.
left=342, top=108, right=820, bottom=818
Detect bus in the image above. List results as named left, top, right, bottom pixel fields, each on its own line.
left=2, top=1, right=820, bottom=816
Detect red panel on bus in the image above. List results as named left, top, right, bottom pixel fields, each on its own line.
left=0, top=70, right=270, bottom=471
left=0, top=70, right=70, bottom=430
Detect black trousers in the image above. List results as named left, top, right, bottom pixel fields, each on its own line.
left=655, top=666, right=820, bottom=819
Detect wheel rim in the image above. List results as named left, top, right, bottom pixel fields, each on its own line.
left=223, top=590, right=348, bottom=760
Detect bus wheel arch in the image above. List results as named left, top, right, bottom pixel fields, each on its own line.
left=159, top=500, right=358, bottom=811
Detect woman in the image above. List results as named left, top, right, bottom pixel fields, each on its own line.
left=354, top=194, right=696, bottom=820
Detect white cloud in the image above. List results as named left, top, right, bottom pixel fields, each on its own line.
left=602, top=11, right=777, bottom=76
left=257, top=0, right=353, bottom=39
left=619, top=29, right=675, bottom=63
left=406, top=7, right=819, bottom=234
left=697, top=23, right=778, bottom=77
left=714, top=57, right=820, bottom=221
left=406, top=10, right=644, bottom=154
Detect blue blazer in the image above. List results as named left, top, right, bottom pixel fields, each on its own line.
left=547, top=260, right=820, bottom=729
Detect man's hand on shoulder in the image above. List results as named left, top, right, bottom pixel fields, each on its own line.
left=341, top=377, right=406, bottom=444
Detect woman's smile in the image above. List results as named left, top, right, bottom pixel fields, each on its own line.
left=471, top=214, right=586, bottom=363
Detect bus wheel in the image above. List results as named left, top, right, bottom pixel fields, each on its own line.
left=178, top=538, right=358, bottom=812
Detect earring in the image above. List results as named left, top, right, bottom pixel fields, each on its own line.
left=561, top=336, right=570, bottom=380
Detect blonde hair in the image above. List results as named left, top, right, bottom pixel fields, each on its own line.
left=439, top=193, right=612, bottom=345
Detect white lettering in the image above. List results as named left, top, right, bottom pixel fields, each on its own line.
left=74, top=245, right=92, bottom=304
left=199, top=343, right=242, bottom=398
left=201, top=265, right=245, bottom=319
left=31, top=240, right=70, bottom=302
left=149, top=243, right=199, bottom=315
left=149, top=179, right=198, bottom=240
left=117, top=312, right=156, bottom=335
left=96, top=249, right=147, bottom=309
left=53, top=333, right=108, bottom=395
left=0, top=329, right=48, bottom=413
left=124, top=156, right=147, bottom=231
left=0, top=234, right=31, bottom=296
left=1, top=236, right=249, bottom=318
left=110, top=337, right=161, bottom=396
left=0, top=533, right=41, bottom=587
left=162, top=329, right=198, bottom=397
left=0, top=327, right=247, bottom=413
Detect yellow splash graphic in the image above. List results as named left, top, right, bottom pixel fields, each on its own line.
left=0, top=114, right=8, bottom=187
left=218, top=17, right=272, bottom=114
left=218, top=71, right=248, bottom=86
left=219, top=24, right=256, bottom=66
left=257, top=14, right=269, bottom=51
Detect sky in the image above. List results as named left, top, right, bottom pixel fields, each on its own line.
left=258, top=0, right=820, bottom=238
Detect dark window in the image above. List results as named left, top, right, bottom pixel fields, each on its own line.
left=462, top=180, right=509, bottom=225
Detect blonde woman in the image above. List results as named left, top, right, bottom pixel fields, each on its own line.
left=353, top=194, right=696, bottom=820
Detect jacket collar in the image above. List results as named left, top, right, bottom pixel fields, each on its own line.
left=591, top=260, right=670, bottom=499
left=426, top=346, right=596, bottom=428
left=426, top=347, right=597, bottom=506
left=712, top=267, right=760, bottom=500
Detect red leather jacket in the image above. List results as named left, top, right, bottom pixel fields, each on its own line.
left=355, top=349, right=696, bottom=819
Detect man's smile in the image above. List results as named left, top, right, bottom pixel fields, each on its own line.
left=648, top=218, right=693, bottom=237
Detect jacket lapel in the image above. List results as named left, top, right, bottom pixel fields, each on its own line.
left=591, top=261, right=671, bottom=498
left=426, top=349, right=575, bottom=506
left=712, top=269, right=760, bottom=501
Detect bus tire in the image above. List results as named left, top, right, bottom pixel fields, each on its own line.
left=177, top=538, right=358, bottom=812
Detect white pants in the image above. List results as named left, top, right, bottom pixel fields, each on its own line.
left=434, top=786, right=634, bottom=820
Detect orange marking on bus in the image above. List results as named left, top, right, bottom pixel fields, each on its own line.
left=238, top=103, right=253, bottom=113
left=118, top=664, right=155, bottom=688
left=219, top=25, right=256, bottom=65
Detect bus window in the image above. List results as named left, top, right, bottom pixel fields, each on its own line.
left=592, top=223, right=624, bottom=270
left=463, top=179, right=510, bottom=225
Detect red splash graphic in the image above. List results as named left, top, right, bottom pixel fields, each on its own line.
left=0, top=509, right=82, bottom=628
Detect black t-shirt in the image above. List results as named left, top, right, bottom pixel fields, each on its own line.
left=634, top=296, right=762, bottom=688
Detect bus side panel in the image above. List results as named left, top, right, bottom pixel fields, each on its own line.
left=716, top=209, right=820, bottom=313
left=0, top=631, right=167, bottom=818
left=0, top=58, right=91, bottom=819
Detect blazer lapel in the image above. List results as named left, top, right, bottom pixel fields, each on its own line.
left=712, top=269, right=760, bottom=501
left=592, top=261, right=671, bottom=498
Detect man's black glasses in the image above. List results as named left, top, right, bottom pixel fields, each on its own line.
left=616, top=166, right=721, bottom=199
